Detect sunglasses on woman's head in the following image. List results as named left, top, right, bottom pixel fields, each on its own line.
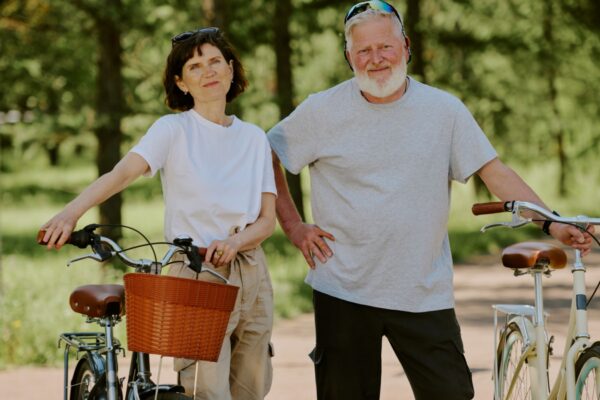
left=171, top=27, right=220, bottom=46
left=344, top=0, right=403, bottom=29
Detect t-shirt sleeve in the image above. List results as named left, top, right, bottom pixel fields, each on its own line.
left=449, top=101, right=497, bottom=183
left=267, top=95, right=320, bottom=175
left=261, top=136, right=277, bottom=196
left=129, top=117, right=174, bottom=177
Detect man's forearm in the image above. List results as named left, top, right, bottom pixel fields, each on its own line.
left=272, top=152, right=304, bottom=235
left=478, top=158, right=549, bottom=224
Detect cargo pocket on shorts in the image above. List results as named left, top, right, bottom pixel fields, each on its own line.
left=308, top=346, right=324, bottom=365
left=451, top=339, right=474, bottom=398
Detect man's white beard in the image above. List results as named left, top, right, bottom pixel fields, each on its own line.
left=355, top=60, right=407, bottom=99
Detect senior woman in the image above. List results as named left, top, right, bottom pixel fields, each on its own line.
left=41, top=28, right=276, bottom=399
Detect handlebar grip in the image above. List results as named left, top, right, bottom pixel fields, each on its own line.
left=36, top=229, right=92, bottom=249
left=472, top=202, right=511, bottom=215
left=36, top=230, right=49, bottom=245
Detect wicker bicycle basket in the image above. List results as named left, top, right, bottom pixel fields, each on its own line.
left=123, top=273, right=239, bottom=361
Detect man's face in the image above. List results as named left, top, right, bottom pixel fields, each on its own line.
left=346, top=17, right=409, bottom=100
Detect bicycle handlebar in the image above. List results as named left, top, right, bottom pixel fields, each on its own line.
left=472, top=200, right=600, bottom=232
left=37, top=224, right=208, bottom=273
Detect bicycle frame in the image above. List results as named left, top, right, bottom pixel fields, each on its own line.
left=549, top=250, right=591, bottom=400
left=493, top=250, right=591, bottom=400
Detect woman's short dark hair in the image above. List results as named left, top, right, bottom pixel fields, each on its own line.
left=163, top=28, right=248, bottom=111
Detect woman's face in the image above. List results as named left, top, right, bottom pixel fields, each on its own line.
left=175, top=43, right=233, bottom=105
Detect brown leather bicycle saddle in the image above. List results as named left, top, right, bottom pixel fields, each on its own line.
left=502, top=242, right=567, bottom=270
left=69, top=284, right=125, bottom=318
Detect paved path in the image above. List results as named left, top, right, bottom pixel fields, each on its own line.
left=1, top=248, right=599, bottom=399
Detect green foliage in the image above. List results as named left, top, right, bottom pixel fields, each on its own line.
left=2, top=0, right=599, bottom=183
left=0, top=252, right=126, bottom=367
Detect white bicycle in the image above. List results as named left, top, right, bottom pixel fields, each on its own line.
left=472, top=201, right=600, bottom=400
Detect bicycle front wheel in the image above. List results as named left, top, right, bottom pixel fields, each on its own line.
left=496, top=323, right=534, bottom=399
left=575, top=343, right=600, bottom=400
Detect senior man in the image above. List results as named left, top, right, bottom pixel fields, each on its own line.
left=267, top=1, right=593, bottom=399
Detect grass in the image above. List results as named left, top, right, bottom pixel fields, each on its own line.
left=1, top=159, right=598, bottom=368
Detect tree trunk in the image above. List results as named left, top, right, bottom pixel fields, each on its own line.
left=46, top=144, right=60, bottom=166
left=94, top=1, right=125, bottom=240
left=543, top=1, right=568, bottom=196
left=202, top=0, right=229, bottom=29
left=406, top=0, right=426, bottom=82
left=274, top=0, right=305, bottom=220
left=203, top=0, right=242, bottom=118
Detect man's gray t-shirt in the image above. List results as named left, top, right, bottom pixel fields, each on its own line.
left=268, top=77, right=497, bottom=312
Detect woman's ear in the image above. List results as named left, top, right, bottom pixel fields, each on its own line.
left=175, top=75, right=188, bottom=94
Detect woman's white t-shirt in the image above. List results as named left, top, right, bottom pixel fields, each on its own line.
left=131, top=109, right=276, bottom=247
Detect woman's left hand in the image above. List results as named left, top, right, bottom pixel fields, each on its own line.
left=206, top=237, right=241, bottom=267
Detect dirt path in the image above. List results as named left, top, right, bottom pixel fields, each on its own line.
left=2, top=248, right=599, bottom=399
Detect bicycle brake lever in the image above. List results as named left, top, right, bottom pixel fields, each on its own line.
left=66, top=253, right=107, bottom=267
left=480, top=219, right=531, bottom=232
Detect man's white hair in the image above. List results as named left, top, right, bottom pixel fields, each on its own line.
left=344, top=9, right=406, bottom=52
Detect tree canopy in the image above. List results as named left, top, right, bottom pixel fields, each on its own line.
left=1, top=0, right=599, bottom=212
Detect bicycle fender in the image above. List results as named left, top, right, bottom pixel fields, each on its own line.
left=71, top=353, right=105, bottom=387
left=72, top=353, right=123, bottom=400
left=505, top=316, right=536, bottom=349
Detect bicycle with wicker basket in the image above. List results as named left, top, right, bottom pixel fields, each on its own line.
left=37, top=223, right=239, bottom=400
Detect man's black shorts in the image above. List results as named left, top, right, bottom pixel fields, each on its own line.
left=311, top=290, right=474, bottom=400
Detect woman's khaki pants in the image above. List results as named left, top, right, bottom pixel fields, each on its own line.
left=169, top=247, right=273, bottom=400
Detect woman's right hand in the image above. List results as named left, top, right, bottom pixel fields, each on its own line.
left=40, top=208, right=80, bottom=249
left=39, top=153, right=150, bottom=250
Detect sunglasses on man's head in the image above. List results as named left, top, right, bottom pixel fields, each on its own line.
left=344, top=0, right=404, bottom=31
left=171, top=27, right=220, bottom=46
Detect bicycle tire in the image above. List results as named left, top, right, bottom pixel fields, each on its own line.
left=575, top=342, right=600, bottom=400
left=496, top=323, right=535, bottom=399
left=70, top=358, right=96, bottom=400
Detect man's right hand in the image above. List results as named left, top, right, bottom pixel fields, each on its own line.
left=287, top=223, right=335, bottom=269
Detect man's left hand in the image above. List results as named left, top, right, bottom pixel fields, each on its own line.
left=549, top=223, right=596, bottom=256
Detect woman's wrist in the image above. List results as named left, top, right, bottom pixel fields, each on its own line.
left=542, top=210, right=560, bottom=235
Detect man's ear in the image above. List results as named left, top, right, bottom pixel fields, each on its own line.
left=344, top=48, right=354, bottom=71
left=405, top=37, right=412, bottom=64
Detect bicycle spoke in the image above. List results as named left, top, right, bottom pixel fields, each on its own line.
left=498, top=328, right=533, bottom=400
